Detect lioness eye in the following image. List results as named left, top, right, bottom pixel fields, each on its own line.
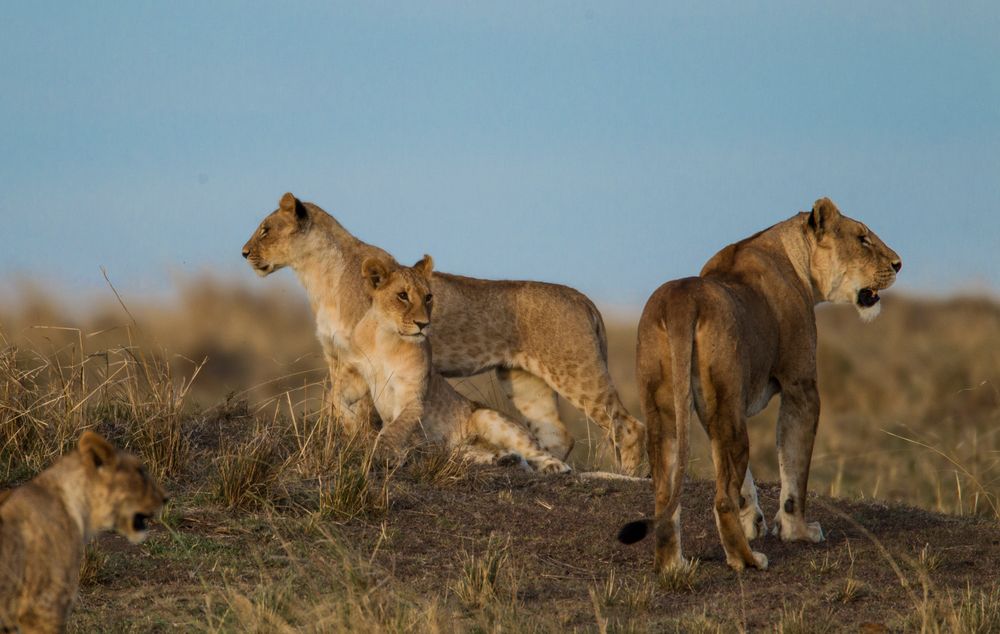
left=397, top=291, right=409, bottom=302
left=859, top=235, right=871, bottom=246
left=425, top=294, right=433, bottom=303
left=259, top=226, right=269, bottom=237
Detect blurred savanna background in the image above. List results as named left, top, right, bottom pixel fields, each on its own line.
left=2, top=276, right=998, bottom=516
left=2, top=1, right=999, bottom=630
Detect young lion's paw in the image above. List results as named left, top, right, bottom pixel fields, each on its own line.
left=495, top=452, right=529, bottom=469
left=536, top=458, right=572, bottom=474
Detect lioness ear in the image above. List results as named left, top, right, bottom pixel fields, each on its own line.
left=362, top=258, right=390, bottom=290
left=279, top=192, right=310, bottom=225
left=78, top=431, right=118, bottom=470
left=808, top=197, right=841, bottom=235
left=413, top=254, right=434, bottom=280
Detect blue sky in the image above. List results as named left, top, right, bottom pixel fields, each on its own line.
left=2, top=1, right=998, bottom=308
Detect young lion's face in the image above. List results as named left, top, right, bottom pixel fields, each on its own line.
left=808, top=198, right=902, bottom=322
left=79, top=432, right=167, bottom=544
left=241, top=193, right=311, bottom=276
left=362, top=256, right=435, bottom=340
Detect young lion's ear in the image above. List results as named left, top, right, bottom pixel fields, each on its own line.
left=279, top=192, right=298, bottom=212
left=808, top=197, right=841, bottom=236
left=78, top=431, right=118, bottom=470
left=413, top=254, right=434, bottom=280
left=279, top=193, right=310, bottom=225
left=362, top=258, right=390, bottom=290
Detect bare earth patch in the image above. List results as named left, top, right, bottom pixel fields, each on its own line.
left=70, top=466, right=1000, bottom=632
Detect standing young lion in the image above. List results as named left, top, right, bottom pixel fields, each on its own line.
left=0, top=432, right=166, bottom=632
left=619, top=198, right=900, bottom=571
left=346, top=254, right=570, bottom=473
left=242, top=193, right=644, bottom=473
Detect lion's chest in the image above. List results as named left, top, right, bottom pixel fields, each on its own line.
left=315, top=304, right=352, bottom=353
left=345, top=331, right=426, bottom=422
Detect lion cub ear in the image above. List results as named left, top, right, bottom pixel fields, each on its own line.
left=808, top=197, right=841, bottom=236
left=78, top=431, right=118, bottom=470
left=362, top=258, right=390, bottom=290
left=413, top=254, right=434, bottom=280
left=279, top=192, right=310, bottom=225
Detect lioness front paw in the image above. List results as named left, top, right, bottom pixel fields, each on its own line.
left=772, top=513, right=825, bottom=543
left=725, top=551, right=768, bottom=571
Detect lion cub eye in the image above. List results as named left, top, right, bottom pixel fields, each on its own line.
left=425, top=293, right=433, bottom=304
left=397, top=291, right=409, bottom=302
left=859, top=234, right=872, bottom=246
left=259, top=226, right=269, bottom=238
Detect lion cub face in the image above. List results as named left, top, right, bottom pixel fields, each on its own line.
left=242, top=192, right=311, bottom=276
left=808, top=198, right=902, bottom=322
left=361, top=256, right=435, bottom=340
left=79, top=432, right=167, bottom=544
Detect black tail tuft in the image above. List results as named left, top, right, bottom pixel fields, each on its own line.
left=617, top=519, right=651, bottom=545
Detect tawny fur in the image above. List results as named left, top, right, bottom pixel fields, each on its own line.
left=0, top=432, right=165, bottom=633
left=627, top=198, right=900, bottom=572
left=348, top=255, right=570, bottom=473
left=242, top=193, right=644, bottom=473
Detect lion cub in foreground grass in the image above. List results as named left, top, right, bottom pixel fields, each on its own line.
left=348, top=255, right=571, bottom=474
left=0, top=432, right=166, bottom=633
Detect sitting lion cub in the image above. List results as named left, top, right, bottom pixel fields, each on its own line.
left=0, top=432, right=166, bottom=633
left=347, top=255, right=571, bottom=474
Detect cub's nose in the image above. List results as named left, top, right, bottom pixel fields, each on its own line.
left=242, top=247, right=250, bottom=259
left=891, top=260, right=902, bottom=273
left=415, top=320, right=430, bottom=331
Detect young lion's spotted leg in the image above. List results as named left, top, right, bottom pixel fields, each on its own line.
left=496, top=368, right=574, bottom=460
left=772, top=382, right=824, bottom=543
left=514, top=359, right=645, bottom=475
left=466, top=408, right=571, bottom=474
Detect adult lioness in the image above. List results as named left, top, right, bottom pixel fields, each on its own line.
left=619, top=198, right=900, bottom=571
left=347, top=254, right=570, bottom=473
left=242, top=193, right=644, bottom=473
left=0, top=432, right=166, bottom=632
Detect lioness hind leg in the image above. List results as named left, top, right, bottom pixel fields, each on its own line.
left=467, top=408, right=571, bottom=474
left=772, top=383, right=824, bottom=543
left=708, top=422, right=768, bottom=571
left=642, top=383, right=687, bottom=572
left=739, top=468, right=767, bottom=541
left=497, top=368, right=574, bottom=460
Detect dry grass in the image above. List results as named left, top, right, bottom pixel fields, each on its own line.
left=451, top=533, right=518, bottom=611
left=2, top=281, right=997, bottom=516
left=1, top=281, right=998, bottom=632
